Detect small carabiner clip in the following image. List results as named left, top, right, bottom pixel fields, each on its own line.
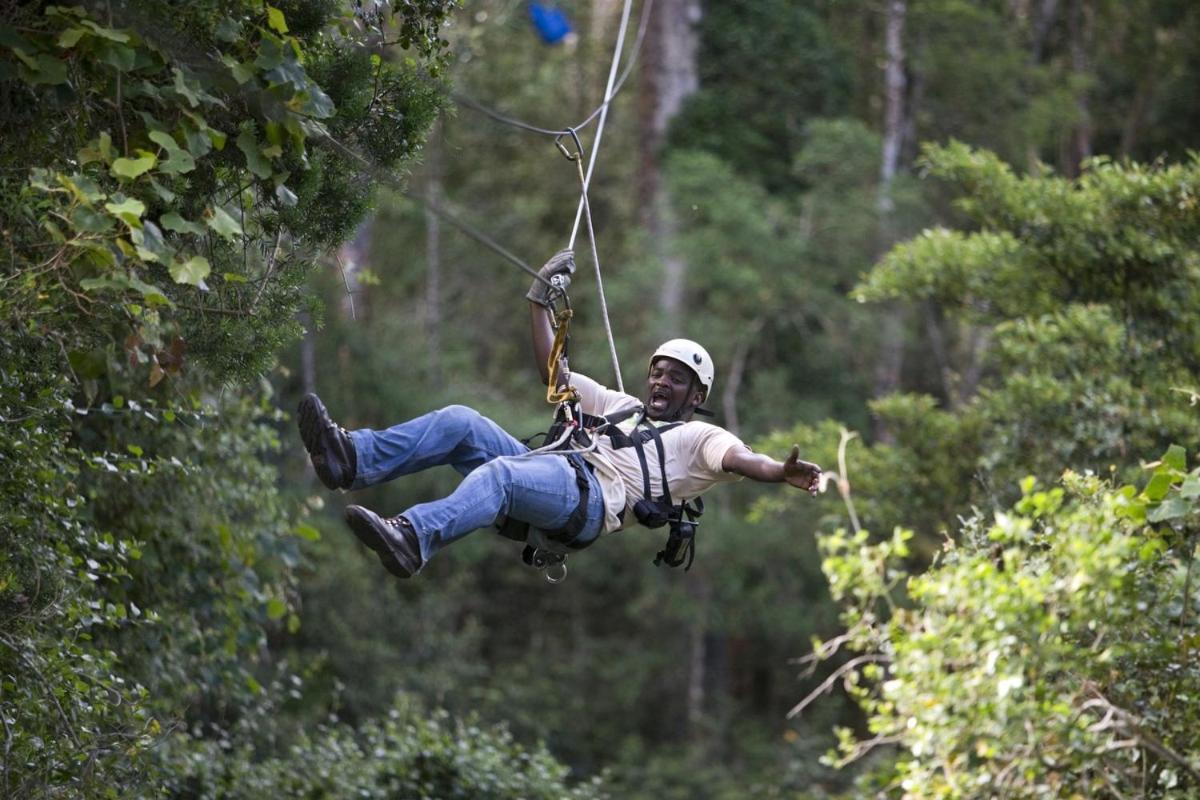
left=555, top=127, right=584, bottom=162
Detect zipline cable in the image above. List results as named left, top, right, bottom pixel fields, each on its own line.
left=557, top=0, right=635, bottom=391
left=450, top=0, right=653, bottom=139
left=321, top=133, right=552, bottom=287
left=557, top=129, right=623, bottom=394
left=326, top=0, right=638, bottom=391
left=567, top=0, right=634, bottom=252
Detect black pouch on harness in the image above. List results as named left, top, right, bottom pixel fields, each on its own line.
left=620, top=417, right=706, bottom=570
left=633, top=497, right=673, bottom=528
left=653, top=498, right=703, bottom=571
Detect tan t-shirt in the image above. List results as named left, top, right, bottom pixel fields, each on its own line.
left=570, top=372, right=745, bottom=533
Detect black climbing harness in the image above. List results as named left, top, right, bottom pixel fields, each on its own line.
left=502, top=396, right=707, bottom=583
left=593, top=407, right=705, bottom=572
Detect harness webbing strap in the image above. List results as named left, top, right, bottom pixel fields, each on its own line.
left=542, top=455, right=595, bottom=550
left=632, top=421, right=654, bottom=500
left=639, top=421, right=673, bottom=506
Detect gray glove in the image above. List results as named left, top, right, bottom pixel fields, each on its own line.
left=526, top=249, right=576, bottom=307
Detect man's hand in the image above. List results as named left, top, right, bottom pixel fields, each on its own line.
left=783, top=445, right=822, bottom=495
left=722, top=444, right=822, bottom=495
left=526, top=249, right=576, bottom=307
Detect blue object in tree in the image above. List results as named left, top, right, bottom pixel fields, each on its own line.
left=529, top=3, right=571, bottom=45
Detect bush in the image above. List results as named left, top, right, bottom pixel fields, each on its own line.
left=151, top=695, right=607, bottom=800
left=811, top=447, right=1200, bottom=798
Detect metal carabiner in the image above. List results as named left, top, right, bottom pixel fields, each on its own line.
left=555, top=127, right=584, bottom=162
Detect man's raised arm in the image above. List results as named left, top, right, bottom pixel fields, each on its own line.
left=530, top=302, right=555, bottom=385
left=525, top=250, right=577, bottom=386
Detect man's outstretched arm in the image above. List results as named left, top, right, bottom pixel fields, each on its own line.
left=723, top=444, right=822, bottom=495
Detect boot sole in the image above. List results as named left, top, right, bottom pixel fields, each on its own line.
left=344, top=506, right=420, bottom=578
left=298, top=394, right=348, bottom=491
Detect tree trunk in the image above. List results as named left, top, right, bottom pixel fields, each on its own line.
left=872, top=0, right=908, bottom=444
left=424, top=119, right=443, bottom=387
left=1023, top=0, right=1059, bottom=170
left=685, top=577, right=710, bottom=739
left=922, top=301, right=955, bottom=406
left=721, top=319, right=764, bottom=436
left=877, top=0, right=906, bottom=212
left=636, top=0, right=706, bottom=738
left=638, top=0, right=700, bottom=334
left=1064, top=0, right=1092, bottom=175
left=1119, top=69, right=1156, bottom=158
left=959, top=326, right=992, bottom=401
left=1029, top=0, right=1060, bottom=64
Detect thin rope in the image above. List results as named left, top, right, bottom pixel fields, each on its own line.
left=573, top=154, right=624, bottom=393
left=558, top=0, right=635, bottom=391
left=568, top=0, right=636, bottom=251
left=450, top=0, right=654, bottom=139
left=326, top=0, right=637, bottom=390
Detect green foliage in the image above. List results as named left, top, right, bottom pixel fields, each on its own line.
left=811, top=452, right=1200, bottom=798
left=0, top=339, right=154, bottom=797
left=905, top=0, right=1074, bottom=167
left=664, top=143, right=878, bottom=434
left=862, top=143, right=1200, bottom=343
left=830, top=147, right=1200, bottom=536
left=79, top=389, right=304, bottom=723
left=751, top=141, right=1200, bottom=797
left=0, top=0, right=457, bottom=795
left=10, top=0, right=1200, bottom=796
left=1, top=0, right=448, bottom=384
left=151, top=695, right=605, bottom=799
left=670, top=0, right=852, bottom=195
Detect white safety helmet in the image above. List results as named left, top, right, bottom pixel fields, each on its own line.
left=649, top=339, right=715, bottom=397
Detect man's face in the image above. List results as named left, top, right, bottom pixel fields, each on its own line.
left=645, top=357, right=704, bottom=421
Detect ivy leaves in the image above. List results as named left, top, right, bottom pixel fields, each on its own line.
left=3, top=1, right=329, bottom=311
left=111, top=151, right=158, bottom=180
left=169, top=255, right=212, bottom=288
left=1132, top=444, right=1200, bottom=525
left=148, top=130, right=195, bottom=175
left=0, top=2, right=454, bottom=795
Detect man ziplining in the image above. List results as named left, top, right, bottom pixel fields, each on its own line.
left=297, top=250, right=823, bottom=580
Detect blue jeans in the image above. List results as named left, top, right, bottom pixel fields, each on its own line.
left=348, top=405, right=604, bottom=563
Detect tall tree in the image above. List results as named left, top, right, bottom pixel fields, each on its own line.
left=638, top=0, right=701, bottom=332
left=871, top=0, right=909, bottom=442
left=424, top=119, right=445, bottom=386
left=1064, top=0, right=1093, bottom=173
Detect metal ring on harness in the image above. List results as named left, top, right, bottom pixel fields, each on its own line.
left=544, top=561, right=568, bottom=583
left=525, top=546, right=569, bottom=584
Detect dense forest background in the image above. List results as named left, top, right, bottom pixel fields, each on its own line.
left=2, top=0, right=1199, bottom=797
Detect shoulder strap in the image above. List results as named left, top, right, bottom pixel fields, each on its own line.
left=638, top=420, right=673, bottom=505
left=579, top=405, right=641, bottom=434
left=603, top=417, right=684, bottom=450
